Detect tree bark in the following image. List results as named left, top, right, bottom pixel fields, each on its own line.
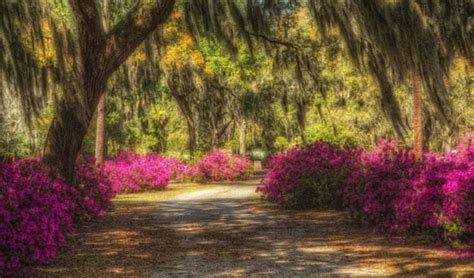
left=169, top=90, right=197, bottom=155
left=95, top=93, right=106, bottom=167
left=412, top=71, right=423, bottom=161
left=239, top=120, right=246, bottom=156
left=210, top=114, right=218, bottom=151
left=296, top=100, right=307, bottom=144
left=187, top=122, right=197, bottom=155
left=43, top=0, right=175, bottom=181
left=44, top=94, right=95, bottom=181
left=166, top=67, right=198, bottom=156
left=94, top=0, right=111, bottom=168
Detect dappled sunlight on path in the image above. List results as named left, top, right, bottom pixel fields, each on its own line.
left=35, top=180, right=474, bottom=277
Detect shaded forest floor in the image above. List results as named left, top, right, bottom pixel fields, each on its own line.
left=34, top=180, right=474, bottom=277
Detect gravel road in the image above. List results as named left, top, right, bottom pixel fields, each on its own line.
left=151, top=180, right=386, bottom=277
left=35, top=179, right=474, bottom=277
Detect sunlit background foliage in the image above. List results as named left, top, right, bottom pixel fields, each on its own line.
left=0, top=0, right=472, bottom=161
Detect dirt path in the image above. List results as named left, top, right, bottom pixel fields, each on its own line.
left=35, top=180, right=474, bottom=277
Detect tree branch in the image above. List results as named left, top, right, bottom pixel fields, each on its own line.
left=248, top=31, right=300, bottom=50
left=104, top=0, right=176, bottom=75
left=68, top=0, right=106, bottom=69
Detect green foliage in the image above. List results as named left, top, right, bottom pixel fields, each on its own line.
left=284, top=171, right=346, bottom=210
left=0, top=132, right=32, bottom=160
left=166, top=133, right=190, bottom=156
left=273, top=136, right=290, bottom=151
left=224, top=134, right=240, bottom=154
left=0, top=1, right=472, bottom=161
left=305, top=123, right=358, bottom=147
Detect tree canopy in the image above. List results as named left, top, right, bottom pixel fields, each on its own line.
left=0, top=0, right=472, bottom=176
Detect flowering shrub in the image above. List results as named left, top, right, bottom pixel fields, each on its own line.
left=194, top=151, right=252, bottom=182
left=74, top=156, right=115, bottom=219
left=257, top=142, right=358, bottom=209
left=167, top=157, right=194, bottom=181
left=1, top=150, right=254, bottom=275
left=421, top=150, right=474, bottom=244
left=260, top=140, right=474, bottom=246
left=103, top=152, right=192, bottom=193
left=0, top=157, right=117, bottom=275
left=344, top=141, right=474, bottom=245
left=342, top=141, right=424, bottom=232
left=1, top=159, right=77, bottom=275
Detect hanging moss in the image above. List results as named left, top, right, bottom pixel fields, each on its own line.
left=308, top=0, right=473, bottom=133
left=0, top=0, right=78, bottom=125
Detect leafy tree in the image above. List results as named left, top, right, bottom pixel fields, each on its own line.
left=1, top=0, right=473, bottom=176
left=308, top=0, right=473, bottom=158
left=1, top=0, right=175, bottom=180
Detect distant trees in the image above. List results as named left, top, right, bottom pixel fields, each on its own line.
left=309, top=0, right=473, bottom=157
left=1, top=0, right=472, bottom=178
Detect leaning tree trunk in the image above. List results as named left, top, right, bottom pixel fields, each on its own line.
left=43, top=0, right=175, bottom=181
left=44, top=90, right=101, bottom=181
left=412, top=71, right=423, bottom=161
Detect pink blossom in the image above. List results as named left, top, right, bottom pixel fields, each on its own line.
left=194, top=151, right=252, bottom=182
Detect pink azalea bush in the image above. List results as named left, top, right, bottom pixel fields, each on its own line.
left=257, top=142, right=358, bottom=209
left=167, top=157, right=194, bottom=181
left=74, top=156, right=115, bottom=218
left=259, top=140, right=474, bottom=246
left=0, top=157, right=115, bottom=275
left=341, top=141, right=423, bottom=231
left=421, top=149, right=474, bottom=244
left=103, top=152, right=192, bottom=193
left=194, top=151, right=252, bottom=182
left=344, top=141, right=473, bottom=245
left=1, top=150, right=250, bottom=275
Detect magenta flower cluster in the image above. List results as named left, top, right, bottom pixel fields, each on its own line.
left=0, top=157, right=114, bottom=275
left=257, top=142, right=358, bottom=208
left=103, top=152, right=192, bottom=193
left=74, top=156, right=115, bottom=218
left=1, top=150, right=250, bottom=274
left=344, top=141, right=474, bottom=245
left=194, top=151, right=252, bottom=182
left=258, top=140, right=474, bottom=246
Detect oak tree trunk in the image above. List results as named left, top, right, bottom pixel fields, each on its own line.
left=43, top=0, right=175, bottom=181
left=95, top=93, right=106, bottom=167
left=171, top=92, right=197, bottom=155
left=239, top=120, right=247, bottom=156
left=177, top=111, right=197, bottom=156
left=187, top=120, right=197, bottom=156
left=296, top=101, right=307, bottom=144
left=94, top=0, right=111, bottom=168
left=412, top=71, right=423, bottom=161
left=44, top=92, right=99, bottom=181
left=210, top=115, right=218, bottom=151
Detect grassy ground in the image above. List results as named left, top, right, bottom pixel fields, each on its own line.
left=113, top=183, right=217, bottom=204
